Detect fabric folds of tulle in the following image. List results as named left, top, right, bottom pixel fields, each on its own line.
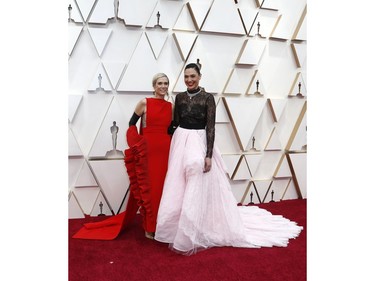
left=154, top=127, right=303, bottom=254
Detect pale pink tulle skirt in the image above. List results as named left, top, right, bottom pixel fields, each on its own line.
left=154, top=127, right=303, bottom=255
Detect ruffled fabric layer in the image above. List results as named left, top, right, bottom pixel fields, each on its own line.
left=72, top=126, right=153, bottom=240
left=154, top=127, right=303, bottom=254
left=124, top=126, right=155, bottom=232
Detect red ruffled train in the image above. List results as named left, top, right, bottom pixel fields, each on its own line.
left=72, top=126, right=154, bottom=240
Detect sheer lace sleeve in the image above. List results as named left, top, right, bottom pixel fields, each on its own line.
left=173, top=94, right=180, bottom=127
left=205, top=93, right=216, bottom=158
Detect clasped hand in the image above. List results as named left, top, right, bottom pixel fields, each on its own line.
left=204, top=157, right=212, bottom=173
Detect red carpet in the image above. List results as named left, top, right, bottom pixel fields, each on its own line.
left=69, top=199, right=306, bottom=281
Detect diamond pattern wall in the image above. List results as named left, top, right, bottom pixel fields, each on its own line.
left=68, top=0, right=307, bottom=217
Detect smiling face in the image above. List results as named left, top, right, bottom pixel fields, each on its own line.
left=184, top=68, right=201, bottom=91
left=153, top=76, right=169, bottom=98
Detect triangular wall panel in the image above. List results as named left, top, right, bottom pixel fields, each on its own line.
left=236, top=0, right=258, bottom=33
left=173, top=4, right=196, bottom=31
left=187, top=0, right=213, bottom=31
left=272, top=178, right=293, bottom=200
left=249, top=106, right=275, bottom=151
left=99, top=27, right=143, bottom=66
left=117, top=33, right=157, bottom=91
left=145, top=30, right=169, bottom=59
left=282, top=180, right=299, bottom=200
left=290, top=111, right=307, bottom=151
left=117, top=0, right=158, bottom=27
left=102, top=61, right=127, bottom=90
left=273, top=154, right=292, bottom=178
left=269, top=0, right=306, bottom=40
left=172, top=32, right=198, bottom=61
left=90, top=159, right=130, bottom=214
left=216, top=98, right=230, bottom=123
left=223, top=97, right=267, bottom=151
left=87, top=27, right=113, bottom=57
left=246, top=70, right=266, bottom=96
left=72, top=187, right=101, bottom=215
left=224, top=68, right=256, bottom=95
left=90, top=191, right=113, bottom=216
left=264, top=127, right=283, bottom=151
left=69, top=158, right=85, bottom=190
left=146, top=1, right=184, bottom=29
left=68, top=94, right=83, bottom=123
left=88, top=96, right=127, bottom=159
left=75, top=0, right=96, bottom=22
left=215, top=123, right=241, bottom=154
left=233, top=156, right=252, bottom=180
left=268, top=98, right=287, bottom=122
left=292, top=5, right=307, bottom=41
left=254, top=180, right=273, bottom=203
left=68, top=25, right=84, bottom=56
left=230, top=180, right=251, bottom=204
left=248, top=182, right=262, bottom=204
left=236, top=38, right=266, bottom=66
left=277, top=99, right=306, bottom=149
left=262, top=182, right=282, bottom=202
left=221, top=154, right=241, bottom=179
left=253, top=151, right=283, bottom=179
left=288, top=72, right=307, bottom=97
left=174, top=34, right=245, bottom=93
left=244, top=154, right=263, bottom=178
left=88, top=0, right=115, bottom=24
left=69, top=126, right=84, bottom=157
left=248, top=9, right=279, bottom=37
left=88, top=63, right=112, bottom=92
left=117, top=33, right=184, bottom=92
left=291, top=43, right=307, bottom=68
left=285, top=100, right=307, bottom=150
left=68, top=192, right=85, bottom=219
left=75, top=160, right=98, bottom=187
left=201, top=0, right=245, bottom=35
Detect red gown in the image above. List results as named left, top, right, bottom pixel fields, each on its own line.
left=72, top=97, right=172, bottom=240
left=141, top=98, right=172, bottom=232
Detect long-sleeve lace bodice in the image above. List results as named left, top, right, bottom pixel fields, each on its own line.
left=173, top=89, right=216, bottom=158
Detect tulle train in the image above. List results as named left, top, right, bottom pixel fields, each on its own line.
left=154, top=127, right=303, bottom=255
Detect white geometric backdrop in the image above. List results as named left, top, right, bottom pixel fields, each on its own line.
left=68, top=0, right=307, bottom=219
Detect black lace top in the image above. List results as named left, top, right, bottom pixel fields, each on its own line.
left=173, top=88, right=216, bottom=158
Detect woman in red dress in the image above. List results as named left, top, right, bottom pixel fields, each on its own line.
left=128, top=73, right=173, bottom=239
left=73, top=73, right=172, bottom=240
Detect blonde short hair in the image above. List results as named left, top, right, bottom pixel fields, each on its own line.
left=152, top=73, right=169, bottom=87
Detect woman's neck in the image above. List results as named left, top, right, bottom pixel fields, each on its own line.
left=187, top=87, right=201, bottom=94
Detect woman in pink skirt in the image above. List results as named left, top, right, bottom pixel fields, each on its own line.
left=154, top=63, right=303, bottom=255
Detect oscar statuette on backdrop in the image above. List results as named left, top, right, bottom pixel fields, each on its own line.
left=105, top=121, right=124, bottom=158
left=296, top=82, right=303, bottom=98
left=154, top=11, right=162, bottom=28
left=96, top=74, right=105, bottom=93
left=249, top=136, right=259, bottom=152
left=254, top=80, right=263, bottom=96
left=247, top=191, right=255, bottom=205
left=98, top=201, right=105, bottom=216
left=68, top=4, right=72, bottom=22
left=270, top=190, right=275, bottom=203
